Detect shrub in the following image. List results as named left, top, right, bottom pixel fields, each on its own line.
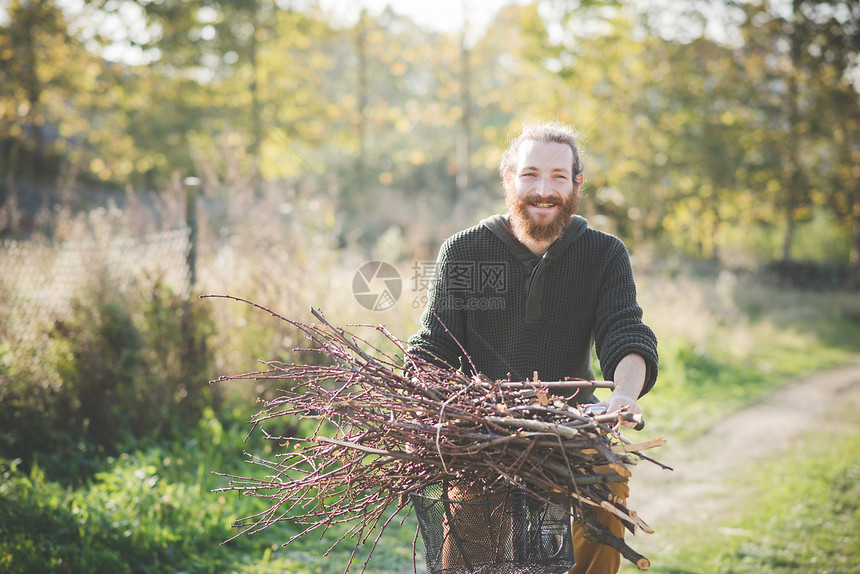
left=0, top=280, right=214, bottom=480
left=57, top=280, right=214, bottom=450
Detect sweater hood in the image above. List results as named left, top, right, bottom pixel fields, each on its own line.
left=480, top=214, right=589, bottom=260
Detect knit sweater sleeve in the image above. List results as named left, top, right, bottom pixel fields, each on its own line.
left=406, top=237, right=467, bottom=371
left=593, top=240, right=659, bottom=396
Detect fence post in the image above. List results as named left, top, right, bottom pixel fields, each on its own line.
left=183, top=176, right=199, bottom=296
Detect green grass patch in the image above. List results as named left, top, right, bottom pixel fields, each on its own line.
left=0, top=410, right=422, bottom=574
left=631, top=425, right=860, bottom=573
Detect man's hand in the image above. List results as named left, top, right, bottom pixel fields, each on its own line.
left=604, top=353, right=648, bottom=430
left=603, top=393, right=644, bottom=430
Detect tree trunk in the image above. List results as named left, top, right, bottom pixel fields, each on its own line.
left=456, top=8, right=471, bottom=200
left=354, top=8, right=369, bottom=194
left=780, top=0, right=806, bottom=263
left=781, top=200, right=796, bottom=263
left=851, top=182, right=860, bottom=288
left=23, top=0, right=44, bottom=180
left=248, top=0, right=262, bottom=191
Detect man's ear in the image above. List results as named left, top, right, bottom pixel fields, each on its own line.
left=503, top=168, right=514, bottom=186
left=574, top=173, right=585, bottom=188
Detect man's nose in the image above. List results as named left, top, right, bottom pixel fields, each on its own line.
left=535, top=176, right=553, bottom=196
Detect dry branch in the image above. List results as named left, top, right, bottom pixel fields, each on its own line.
left=205, top=296, right=668, bottom=572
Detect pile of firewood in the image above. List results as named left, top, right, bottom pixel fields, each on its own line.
left=208, top=296, right=668, bottom=572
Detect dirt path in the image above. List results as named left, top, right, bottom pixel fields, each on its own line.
left=622, top=357, right=860, bottom=564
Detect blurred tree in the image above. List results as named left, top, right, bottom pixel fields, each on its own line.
left=353, top=7, right=370, bottom=196
left=528, top=0, right=859, bottom=269
left=0, top=0, right=81, bottom=184
left=247, top=5, right=336, bottom=181
left=827, top=87, right=860, bottom=284
left=0, top=0, right=53, bottom=180
left=0, top=0, right=196, bottom=190
left=643, top=36, right=751, bottom=261
left=320, top=7, right=485, bottom=245
left=100, top=0, right=261, bottom=185
left=469, top=3, right=564, bottom=176
left=456, top=12, right=472, bottom=200
left=0, top=0, right=157, bottom=201
left=1, top=0, right=858, bottom=275
left=733, top=0, right=859, bottom=265
left=790, top=0, right=860, bottom=282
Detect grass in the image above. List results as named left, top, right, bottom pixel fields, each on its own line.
left=0, top=410, right=423, bottom=574
left=628, top=417, right=860, bottom=573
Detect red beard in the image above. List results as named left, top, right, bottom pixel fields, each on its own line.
left=506, top=186, right=579, bottom=243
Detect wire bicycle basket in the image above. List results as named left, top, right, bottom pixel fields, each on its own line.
left=411, top=481, right=574, bottom=574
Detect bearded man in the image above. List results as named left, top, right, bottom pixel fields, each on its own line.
left=407, top=121, right=659, bottom=574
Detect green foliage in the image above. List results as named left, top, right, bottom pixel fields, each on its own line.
left=0, top=280, right=213, bottom=479
left=55, top=293, right=146, bottom=450
left=55, top=281, right=214, bottom=451
left=0, top=338, right=102, bottom=481
left=0, top=407, right=421, bottom=574
left=0, top=459, right=129, bottom=573
left=0, top=428, right=247, bottom=573
left=137, top=282, right=215, bottom=438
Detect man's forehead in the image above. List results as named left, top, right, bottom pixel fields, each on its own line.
left=517, top=140, right=573, bottom=170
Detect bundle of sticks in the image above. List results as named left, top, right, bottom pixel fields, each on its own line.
left=208, top=296, right=669, bottom=572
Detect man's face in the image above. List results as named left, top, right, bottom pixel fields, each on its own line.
left=504, top=140, right=582, bottom=243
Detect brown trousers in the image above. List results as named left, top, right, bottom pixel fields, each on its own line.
left=441, top=486, right=513, bottom=568
left=568, top=477, right=631, bottom=574
left=440, top=477, right=630, bottom=573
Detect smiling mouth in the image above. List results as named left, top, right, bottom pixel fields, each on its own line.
left=531, top=202, right=557, bottom=208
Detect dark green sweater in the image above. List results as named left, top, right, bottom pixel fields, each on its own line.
left=407, top=214, right=658, bottom=403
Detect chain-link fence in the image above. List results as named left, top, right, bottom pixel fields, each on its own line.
left=0, top=227, right=191, bottom=344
